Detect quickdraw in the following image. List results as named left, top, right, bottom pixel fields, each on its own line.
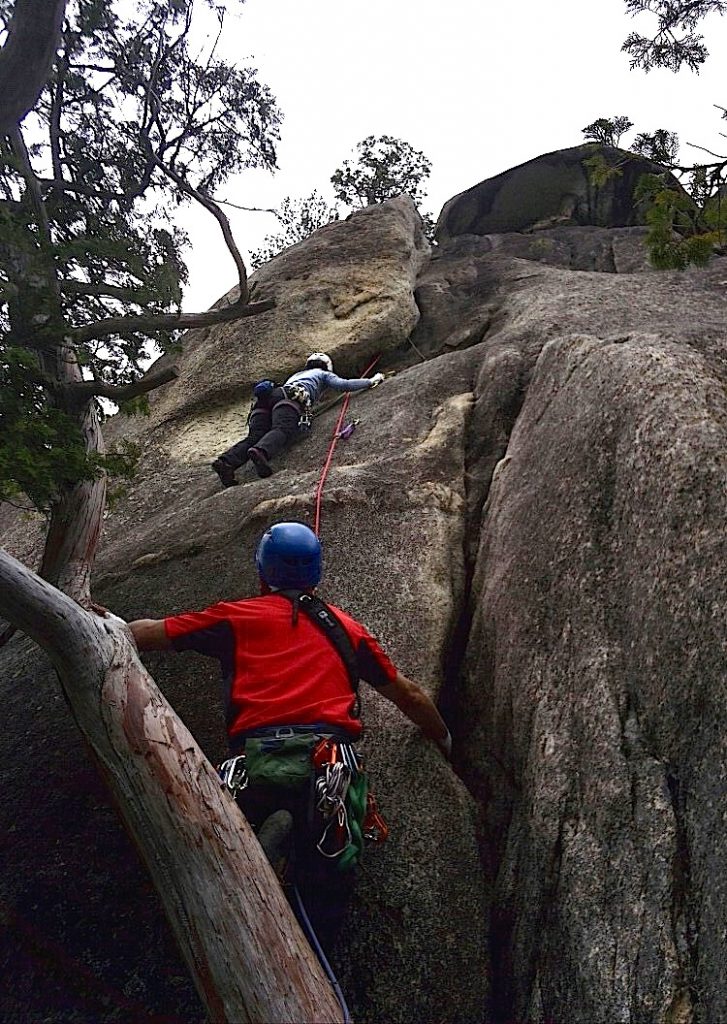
left=217, top=754, right=248, bottom=798
left=311, top=737, right=388, bottom=869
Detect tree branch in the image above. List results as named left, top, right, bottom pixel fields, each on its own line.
left=70, top=297, right=275, bottom=344
left=0, top=0, right=66, bottom=133
left=38, top=167, right=154, bottom=203
left=61, top=364, right=180, bottom=403
left=150, top=153, right=250, bottom=303
left=213, top=197, right=279, bottom=214
left=49, top=54, right=65, bottom=185
left=60, top=279, right=153, bottom=303
left=684, top=143, right=727, bottom=161
left=8, top=125, right=63, bottom=312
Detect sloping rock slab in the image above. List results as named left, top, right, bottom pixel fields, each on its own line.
left=0, top=345, right=489, bottom=1024
left=139, top=195, right=429, bottom=430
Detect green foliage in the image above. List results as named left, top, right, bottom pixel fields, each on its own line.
left=0, top=0, right=281, bottom=510
left=0, top=343, right=144, bottom=508
left=331, top=135, right=432, bottom=208
left=582, top=116, right=633, bottom=147
left=623, top=0, right=726, bottom=71
left=96, top=439, right=141, bottom=482
left=634, top=173, right=712, bottom=269
left=608, top=0, right=727, bottom=266
left=582, top=114, right=680, bottom=169
left=251, top=136, right=435, bottom=267
left=0, top=346, right=93, bottom=508
left=631, top=128, right=680, bottom=165
left=250, top=192, right=339, bottom=269
left=583, top=153, right=624, bottom=188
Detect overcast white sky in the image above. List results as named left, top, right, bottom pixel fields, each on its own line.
left=180, top=0, right=727, bottom=311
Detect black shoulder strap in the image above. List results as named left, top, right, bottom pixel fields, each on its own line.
left=276, top=590, right=359, bottom=698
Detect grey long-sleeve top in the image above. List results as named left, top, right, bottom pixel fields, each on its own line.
left=284, top=367, right=372, bottom=406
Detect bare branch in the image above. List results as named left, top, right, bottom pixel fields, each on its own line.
left=60, top=280, right=153, bottom=303
left=684, top=142, right=727, bottom=161
left=49, top=56, right=65, bottom=184
left=8, top=126, right=63, bottom=311
left=0, top=0, right=66, bottom=133
left=70, top=297, right=274, bottom=344
left=150, top=153, right=250, bottom=303
left=61, top=364, right=180, bottom=403
left=213, top=197, right=279, bottom=214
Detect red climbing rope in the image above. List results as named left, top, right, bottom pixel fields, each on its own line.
left=313, top=355, right=381, bottom=537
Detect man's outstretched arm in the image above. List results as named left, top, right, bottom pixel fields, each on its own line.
left=128, top=618, right=172, bottom=651
left=376, top=671, right=452, bottom=757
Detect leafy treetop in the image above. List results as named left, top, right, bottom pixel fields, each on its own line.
left=582, top=116, right=634, bottom=147
left=250, top=191, right=339, bottom=269
left=330, top=134, right=431, bottom=208
left=610, top=1, right=727, bottom=268
left=0, top=0, right=281, bottom=510
left=623, top=0, right=727, bottom=71
left=250, top=135, right=433, bottom=268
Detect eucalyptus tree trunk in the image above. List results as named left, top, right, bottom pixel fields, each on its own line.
left=0, top=549, right=345, bottom=1024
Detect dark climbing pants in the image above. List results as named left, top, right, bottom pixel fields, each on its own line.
left=219, top=387, right=302, bottom=470
left=237, top=780, right=354, bottom=954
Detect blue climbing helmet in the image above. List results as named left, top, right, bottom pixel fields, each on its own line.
left=255, top=522, right=322, bottom=589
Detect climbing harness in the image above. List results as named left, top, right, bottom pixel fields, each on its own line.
left=247, top=379, right=313, bottom=433
left=218, top=733, right=388, bottom=869
left=313, top=355, right=380, bottom=536
left=283, top=380, right=314, bottom=433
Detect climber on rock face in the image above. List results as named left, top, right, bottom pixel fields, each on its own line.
left=127, top=521, right=450, bottom=950
left=211, top=352, right=385, bottom=487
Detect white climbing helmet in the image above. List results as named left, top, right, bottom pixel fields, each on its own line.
left=306, top=351, right=333, bottom=373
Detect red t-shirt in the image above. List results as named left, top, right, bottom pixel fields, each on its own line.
left=164, top=593, right=397, bottom=743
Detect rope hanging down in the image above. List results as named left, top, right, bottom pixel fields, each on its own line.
left=313, top=355, right=381, bottom=536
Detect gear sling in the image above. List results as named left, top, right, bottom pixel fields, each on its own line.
left=218, top=590, right=388, bottom=871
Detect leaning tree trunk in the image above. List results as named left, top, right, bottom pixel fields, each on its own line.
left=38, top=388, right=107, bottom=600
left=0, top=549, right=345, bottom=1024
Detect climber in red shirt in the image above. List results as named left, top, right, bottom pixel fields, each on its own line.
left=127, top=521, right=450, bottom=948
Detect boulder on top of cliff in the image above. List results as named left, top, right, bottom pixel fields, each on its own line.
left=435, top=144, right=687, bottom=241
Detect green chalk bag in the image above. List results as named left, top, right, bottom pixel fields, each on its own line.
left=244, top=734, right=318, bottom=791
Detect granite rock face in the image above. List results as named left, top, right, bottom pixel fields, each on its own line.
left=436, top=144, right=687, bottom=241
left=1, top=156, right=726, bottom=1024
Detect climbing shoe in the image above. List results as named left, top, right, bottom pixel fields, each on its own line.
left=257, top=809, right=293, bottom=883
left=212, top=459, right=237, bottom=488
left=248, top=447, right=273, bottom=479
